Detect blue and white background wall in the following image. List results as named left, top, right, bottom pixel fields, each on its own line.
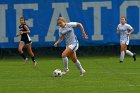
left=0, top=0, right=140, bottom=48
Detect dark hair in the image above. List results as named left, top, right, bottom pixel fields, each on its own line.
left=20, top=17, right=26, bottom=24
left=20, top=17, right=25, bottom=20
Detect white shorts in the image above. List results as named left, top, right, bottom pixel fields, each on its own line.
left=120, top=37, right=129, bottom=45
left=67, top=43, right=79, bottom=52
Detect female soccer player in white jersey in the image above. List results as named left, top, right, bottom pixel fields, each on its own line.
left=117, top=16, right=136, bottom=63
left=54, top=17, right=88, bottom=76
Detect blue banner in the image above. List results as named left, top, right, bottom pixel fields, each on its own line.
left=0, top=0, right=140, bottom=48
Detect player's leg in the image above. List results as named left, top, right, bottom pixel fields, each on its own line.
left=63, top=57, right=69, bottom=72
left=18, top=41, right=28, bottom=64
left=120, top=44, right=127, bottom=63
left=69, top=52, right=85, bottom=76
left=69, top=52, right=77, bottom=63
left=26, top=43, right=36, bottom=65
left=61, top=47, right=72, bottom=72
left=125, top=46, right=136, bottom=61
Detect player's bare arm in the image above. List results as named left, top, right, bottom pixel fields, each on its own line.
left=76, top=22, right=88, bottom=39
left=22, top=25, right=30, bottom=34
left=127, top=29, right=134, bottom=36
left=16, top=25, right=30, bottom=37
left=54, top=36, right=63, bottom=47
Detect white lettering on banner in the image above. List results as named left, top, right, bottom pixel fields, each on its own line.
left=0, top=5, right=8, bottom=42
left=0, top=0, right=140, bottom=45
left=45, top=3, right=70, bottom=42
left=120, top=1, right=140, bottom=40
left=14, top=4, right=39, bottom=42
left=83, top=1, right=112, bottom=40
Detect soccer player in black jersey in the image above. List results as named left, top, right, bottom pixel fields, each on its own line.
left=16, top=17, right=37, bottom=66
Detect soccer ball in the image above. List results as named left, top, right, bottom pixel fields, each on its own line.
left=53, top=69, right=62, bottom=77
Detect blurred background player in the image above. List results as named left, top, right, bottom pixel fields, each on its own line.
left=54, top=17, right=88, bottom=76
left=117, top=16, right=136, bottom=63
left=16, top=17, right=37, bottom=66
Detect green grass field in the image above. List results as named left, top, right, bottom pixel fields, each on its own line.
left=0, top=56, right=140, bottom=93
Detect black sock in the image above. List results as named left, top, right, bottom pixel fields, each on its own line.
left=31, top=57, right=36, bottom=63
left=20, top=53, right=26, bottom=60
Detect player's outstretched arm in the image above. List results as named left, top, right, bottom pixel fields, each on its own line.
left=77, top=23, right=88, bottom=39
left=54, top=37, right=63, bottom=47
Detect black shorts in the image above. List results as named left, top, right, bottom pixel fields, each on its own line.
left=21, top=38, right=32, bottom=45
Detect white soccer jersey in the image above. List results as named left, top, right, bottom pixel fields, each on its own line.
left=59, top=22, right=78, bottom=46
left=117, top=23, right=133, bottom=45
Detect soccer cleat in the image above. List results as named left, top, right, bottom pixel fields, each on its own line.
left=120, top=61, right=123, bottom=63
left=62, top=72, right=66, bottom=75
left=62, top=69, right=69, bottom=74
left=33, top=61, right=37, bottom=66
left=133, top=53, right=136, bottom=61
left=23, top=58, right=28, bottom=64
left=80, top=69, right=86, bottom=76
left=64, top=68, right=69, bottom=72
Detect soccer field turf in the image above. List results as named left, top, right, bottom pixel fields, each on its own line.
left=0, top=56, right=140, bottom=93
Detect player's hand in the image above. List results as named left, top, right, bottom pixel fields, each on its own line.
left=20, top=31, right=23, bottom=35
left=127, top=33, right=130, bottom=36
left=116, top=30, right=120, bottom=34
left=82, top=33, right=88, bottom=39
left=54, top=43, right=58, bottom=47
left=16, top=34, right=20, bottom=37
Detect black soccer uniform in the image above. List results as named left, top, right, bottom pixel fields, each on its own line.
left=19, top=24, right=32, bottom=44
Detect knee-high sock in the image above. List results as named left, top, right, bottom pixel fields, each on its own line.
left=126, top=50, right=133, bottom=57
left=120, top=51, right=125, bottom=61
left=63, top=57, right=68, bottom=71
left=75, top=60, right=84, bottom=71
left=31, top=56, right=36, bottom=63
left=20, top=53, right=26, bottom=60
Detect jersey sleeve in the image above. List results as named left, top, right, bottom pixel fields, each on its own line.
left=67, top=22, right=77, bottom=27
left=117, top=25, right=119, bottom=30
left=127, top=24, right=133, bottom=30
left=59, top=29, right=62, bottom=37
left=117, top=24, right=120, bottom=30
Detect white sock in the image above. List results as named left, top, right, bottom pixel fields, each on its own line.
left=120, top=51, right=125, bottom=61
left=63, top=57, right=68, bottom=71
left=75, top=60, right=83, bottom=71
left=126, top=50, right=133, bottom=57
